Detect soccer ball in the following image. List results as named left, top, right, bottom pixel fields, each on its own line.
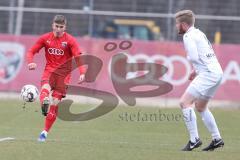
left=21, top=84, right=39, bottom=102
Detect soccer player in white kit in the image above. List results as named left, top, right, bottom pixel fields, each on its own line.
left=175, top=10, right=224, bottom=151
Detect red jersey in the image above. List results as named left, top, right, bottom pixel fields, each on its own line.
left=27, top=32, right=85, bottom=75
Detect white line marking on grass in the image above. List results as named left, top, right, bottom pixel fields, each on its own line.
left=0, top=137, right=15, bottom=142
left=14, top=138, right=174, bottom=147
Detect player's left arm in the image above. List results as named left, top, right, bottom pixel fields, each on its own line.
left=188, top=69, right=197, bottom=81
left=69, top=37, right=86, bottom=84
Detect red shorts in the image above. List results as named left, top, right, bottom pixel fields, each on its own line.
left=41, top=70, right=70, bottom=98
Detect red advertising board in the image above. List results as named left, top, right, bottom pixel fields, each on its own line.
left=0, top=34, right=239, bottom=101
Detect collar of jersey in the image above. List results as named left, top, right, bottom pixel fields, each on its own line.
left=51, top=32, right=66, bottom=38
left=186, top=26, right=195, bottom=33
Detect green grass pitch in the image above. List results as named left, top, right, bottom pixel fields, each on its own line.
left=0, top=99, right=239, bottom=160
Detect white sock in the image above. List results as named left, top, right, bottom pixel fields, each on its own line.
left=200, top=108, right=221, bottom=140
left=42, top=130, right=48, bottom=137
left=182, top=107, right=199, bottom=143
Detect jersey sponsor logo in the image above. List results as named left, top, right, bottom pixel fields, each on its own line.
left=109, top=53, right=192, bottom=86
left=48, top=48, right=64, bottom=55
left=61, top=41, right=67, bottom=48
left=206, top=53, right=215, bottom=58
left=117, top=53, right=240, bottom=85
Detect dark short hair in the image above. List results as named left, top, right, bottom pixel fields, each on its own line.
left=53, top=15, right=67, bottom=25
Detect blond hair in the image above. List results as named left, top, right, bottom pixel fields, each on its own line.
left=53, top=15, right=67, bottom=25
left=175, top=10, right=195, bottom=26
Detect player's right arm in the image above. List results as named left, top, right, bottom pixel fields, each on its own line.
left=27, top=36, right=45, bottom=70
left=183, top=34, right=199, bottom=63
left=69, top=36, right=86, bottom=84
left=183, top=34, right=199, bottom=80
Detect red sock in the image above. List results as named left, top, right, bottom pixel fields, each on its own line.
left=44, top=105, right=58, bottom=132
left=40, top=88, right=50, bottom=104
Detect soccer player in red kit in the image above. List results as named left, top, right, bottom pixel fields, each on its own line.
left=27, top=15, right=86, bottom=142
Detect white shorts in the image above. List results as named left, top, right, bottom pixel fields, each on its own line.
left=186, top=72, right=223, bottom=100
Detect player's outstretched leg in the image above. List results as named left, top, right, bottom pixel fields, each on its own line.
left=38, top=104, right=58, bottom=142
left=38, top=94, right=61, bottom=142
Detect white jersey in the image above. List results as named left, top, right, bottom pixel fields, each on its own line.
left=183, top=26, right=223, bottom=74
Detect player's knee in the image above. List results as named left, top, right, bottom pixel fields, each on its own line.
left=52, top=91, right=63, bottom=105
left=195, top=100, right=208, bottom=112
left=195, top=106, right=205, bottom=112
left=52, top=94, right=62, bottom=105
left=52, top=98, right=60, bottom=105
left=179, top=100, right=193, bottom=109
left=179, top=101, right=187, bottom=109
